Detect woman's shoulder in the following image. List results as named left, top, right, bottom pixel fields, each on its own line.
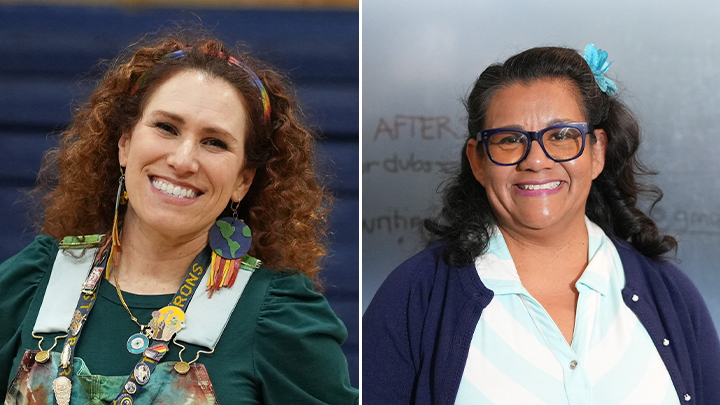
left=235, top=266, right=357, bottom=404
left=614, top=241, right=710, bottom=319
left=363, top=241, right=478, bottom=344
left=612, top=238, right=708, bottom=307
left=0, top=235, right=60, bottom=353
left=253, top=266, right=346, bottom=333
left=367, top=241, right=473, bottom=310
left=231, top=265, right=346, bottom=335
left=0, top=234, right=59, bottom=287
left=243, top=265, right=319, bottom=301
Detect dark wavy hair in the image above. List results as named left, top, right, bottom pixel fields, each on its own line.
left=423, top=46, right=676, bottom=267
left=34, top=30, right=331, bottom=280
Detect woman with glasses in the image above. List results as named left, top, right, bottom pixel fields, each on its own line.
left=363, top=45, right=720, bottom=404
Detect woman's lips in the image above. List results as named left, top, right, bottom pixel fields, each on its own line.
left=514, top=181, right=564, bottom=197
left=150, top=176, right=202, bottom=199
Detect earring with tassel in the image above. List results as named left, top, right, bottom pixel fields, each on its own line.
left=207, top=201, right=252, bottom=296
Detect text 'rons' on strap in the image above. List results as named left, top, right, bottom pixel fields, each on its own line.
left=177, top=255, right=258, bottom=349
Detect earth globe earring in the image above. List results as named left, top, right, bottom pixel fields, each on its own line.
left=207, top=201, right=253, bottom=296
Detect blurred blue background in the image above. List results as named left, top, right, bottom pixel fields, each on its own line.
left=0, top=2, right=358, bottom=386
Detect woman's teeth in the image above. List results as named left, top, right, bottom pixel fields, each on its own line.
left=152, top=178, right=199, bottom=198
left=518, top=181, right=561, bottom=190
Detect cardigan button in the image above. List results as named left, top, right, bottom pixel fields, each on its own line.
left=569, top=360, right=578, bottom=370
left=663, top=339, right=670, bottom=346
left=684, top=394, right=691, bottom=402
left=631, top=294, right=639, bottom=302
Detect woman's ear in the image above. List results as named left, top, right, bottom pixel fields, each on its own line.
left=466, top=139, right=488, bottom=186
left=118, top=133, right=130, bottom=167
left=590, top=129, right=608, bottom=180
left=231, top=168, right=257, bottom=203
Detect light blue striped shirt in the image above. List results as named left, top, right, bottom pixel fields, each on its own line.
left=455, top=218, right=679, bottom=405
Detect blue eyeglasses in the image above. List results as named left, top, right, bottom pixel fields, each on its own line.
left=477, top=122, right=594, bottom=166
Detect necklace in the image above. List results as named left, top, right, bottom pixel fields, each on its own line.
left=113, top=268, right=155, bottom=354
left=113, top=267, right=213, bottom=374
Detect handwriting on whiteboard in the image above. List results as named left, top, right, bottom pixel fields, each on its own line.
left=653, top=207, right=720, bottom=234
left=361, top=206, right=720, bottom=249
left=372, top=115, right=465, bottom=141
left=362, top=209, right=423, bottom=245
left=362, top=153, right=456, bottom=174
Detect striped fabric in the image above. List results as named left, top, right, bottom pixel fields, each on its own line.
left=455, top=218, right=679, bottom=405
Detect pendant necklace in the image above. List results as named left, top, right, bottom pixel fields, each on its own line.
left=114, top=269, right=153, bottom=355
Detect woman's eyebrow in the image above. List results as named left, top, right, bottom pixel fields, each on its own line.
left=491, top=118, right=573, bottom=131
left=546, top=117, right=573, bottom=126
left=150, top=109, right=236, bottom=139
left=149, top=109, right=185, bottom=124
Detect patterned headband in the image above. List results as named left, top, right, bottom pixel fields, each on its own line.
left=130, top=49, right=271, bottom=125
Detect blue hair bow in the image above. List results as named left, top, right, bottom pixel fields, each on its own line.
left=584, top=44, right=617, bottom=94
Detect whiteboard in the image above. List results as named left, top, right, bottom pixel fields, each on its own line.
left=361, top=0, right=720, bottom=335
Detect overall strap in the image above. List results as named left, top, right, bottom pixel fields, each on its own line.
left=178, top=265, right=255, bottom=349
left=33, top=246, right=256, bottom=350
left=33, top=247, right=100, bottom=334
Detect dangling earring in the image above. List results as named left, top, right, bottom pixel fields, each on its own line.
left=207, top=201, right=253, bottom=296
left=108, top=167, right=128, bottom=277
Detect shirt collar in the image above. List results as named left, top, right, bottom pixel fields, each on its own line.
left=474, top=230, right=526, bottom=296
left=474, top=218, right=617, bottom=297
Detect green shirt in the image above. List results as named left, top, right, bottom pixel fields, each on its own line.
left=0, top=235, right=358, bottom=404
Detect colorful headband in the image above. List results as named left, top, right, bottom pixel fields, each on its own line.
left=583, top=44, right=617, bottom=95
left=130, top=49, right=271, bottom=125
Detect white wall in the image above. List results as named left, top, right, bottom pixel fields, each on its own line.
left=362, top=0, right=720, bottom=333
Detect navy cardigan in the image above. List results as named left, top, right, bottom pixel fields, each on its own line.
left=362, top=240, right=720, bottom=404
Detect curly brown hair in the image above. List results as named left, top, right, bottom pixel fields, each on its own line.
left=35, top=31, right=331, bottom=280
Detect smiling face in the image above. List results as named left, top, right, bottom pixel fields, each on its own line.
left=466, top=78, right=606, bottom=236
left=118, top=69, right=255, bottom=242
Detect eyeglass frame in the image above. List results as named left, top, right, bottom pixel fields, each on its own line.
left=476, top=122, right=595, bottom=166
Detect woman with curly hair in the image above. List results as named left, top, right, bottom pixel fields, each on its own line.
left=0, top=32, right=357, bottom=405
left=363, top=45, right=720, bottom=404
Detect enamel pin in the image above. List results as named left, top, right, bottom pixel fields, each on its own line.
left=125, top=380, right=137, bottom=394
left=60, top=343, right=72, bottom=368
left=134, top=363, right=151, bottom=386
left=147, top=306, right=186, bottom=341
left=143, top=343, right=169, bottom=361
left=117, top=393, right=134, bottom=405
left=127, top=333, right=149, bottom=354
left=52, top=376, right=72, bottom=405
left=69, top=310, right=86, bottom=336
left=82, top=266, right=104, bottom=294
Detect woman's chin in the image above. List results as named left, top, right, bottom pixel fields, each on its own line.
left=501, top=213, right=576, bottom=234
left=127, top=209, right=211, bottom=241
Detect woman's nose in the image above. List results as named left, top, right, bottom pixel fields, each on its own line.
left=166, top=138, right=200, bottom=173
left=517, top=140, right=554, bottom=171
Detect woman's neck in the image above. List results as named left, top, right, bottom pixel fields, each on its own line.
left=499, top=215, right=589, bottom=289
left=111, top=214, right=208, bottom=295
left=498, top=216, right=591, bottom=345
